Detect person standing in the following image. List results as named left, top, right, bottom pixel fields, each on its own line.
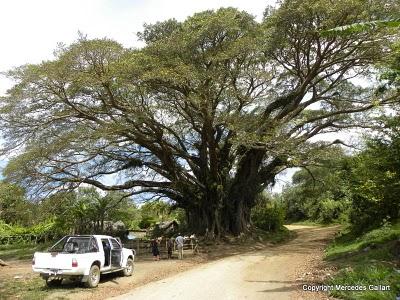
left=167, top=238, right=173, bottom=259
left=176, top=233, right=184, bottom=260
left=151, top=238, right=160, bottom=261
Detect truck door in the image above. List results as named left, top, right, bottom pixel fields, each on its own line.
left=110, top=238, right=122, bottom=268
left=101, top=238, right=112, bottom=267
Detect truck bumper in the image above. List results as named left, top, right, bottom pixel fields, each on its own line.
left=40, top=272, right=84, bottom=281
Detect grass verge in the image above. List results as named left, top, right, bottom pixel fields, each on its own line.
left=325, top=222, right=400, bottom=260
left=259, top=226, right=294, bottom=243
left=0, top=276, right=89, bottom=300
left=324, top=222, right=400, bottom=300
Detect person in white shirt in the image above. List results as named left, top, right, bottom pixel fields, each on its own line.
left=175, top=234, right=184, bottom=259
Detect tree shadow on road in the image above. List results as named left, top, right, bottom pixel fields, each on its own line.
left=245, top=279, right=304, bottom=293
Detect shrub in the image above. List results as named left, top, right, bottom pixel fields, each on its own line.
left=319, top=198, right=348, bottom=224
left=251, top=199, right=285, bottom=231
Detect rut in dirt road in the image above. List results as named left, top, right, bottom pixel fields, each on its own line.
left=112, top=225, right=338, bottom=300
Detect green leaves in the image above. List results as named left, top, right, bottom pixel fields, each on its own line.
left=251, top=193, right=286, bottom=231
left=138, top=19, right=181, bottom=44
left=283, top=149, right=352, bottom=224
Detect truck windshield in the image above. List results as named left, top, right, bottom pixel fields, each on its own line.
left=48, top=236, right=96, bottom=254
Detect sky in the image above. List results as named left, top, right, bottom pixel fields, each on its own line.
left=0, top=0, right=275, bottom=96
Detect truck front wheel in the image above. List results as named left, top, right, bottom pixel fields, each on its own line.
left=84, top=265, right=100, bottom=288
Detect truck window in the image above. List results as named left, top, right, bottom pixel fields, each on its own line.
left=48, top=236, right=68, bottom=252
left=63, top=237, right=91, bottom=254
left=89, top=237, right=99, bottom=252
left=110, top=238, right=121, bottom=250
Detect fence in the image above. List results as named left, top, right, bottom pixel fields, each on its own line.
left=0, top=234, right=200, bottom=258
left=0, top=233, right=52, bottom=245
left=122, top=238, right=199, bottom=256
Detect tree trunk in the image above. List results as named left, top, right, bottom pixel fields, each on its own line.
left=186, top=205, right=216, bottom=235
left=185, top=185, right=259, bottom=235
left=223, top=182, right=260, bottom=235
left=222, top=149, right=265, bottom=234
left=182, top=149, right=282, bottom=236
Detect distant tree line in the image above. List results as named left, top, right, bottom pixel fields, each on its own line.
left=281, top=115, right=400, bottom=232
left=281, top=37, right=400, bottom=232
left=0, top=186, right=183, bottom=237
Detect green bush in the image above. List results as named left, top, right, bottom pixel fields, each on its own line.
left=348, top=136, right=400, bottom=233
left=319, top=198, right=348, bottom=224
left=251, top=200, right=285, bottom=231
left=0, top=220, right=30, bottom=235
left=325, top=222, right=400, bottom=300
left=0, top=219, right=57, bottom=238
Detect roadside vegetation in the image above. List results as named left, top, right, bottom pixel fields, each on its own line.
left=325, top=223, right=400, bottom=300
left=279, top=106, right=400, bottom=299
left=278, top=38, right=400, bottom=297
left=325, top=223, right=400, bottom=260
left=0, top=186, right=185, bottom=239
left=0, top=276, right=86, bottom=300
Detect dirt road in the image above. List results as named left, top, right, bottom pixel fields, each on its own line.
left=0, top=257, right=204, bottom=300
left=112, top=225, right=338, bottom=300
left=0, top=225, right=337, bottom=299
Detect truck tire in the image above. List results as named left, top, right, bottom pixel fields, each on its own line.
left=123, top=258, right=134, bottom=276
left=84, top=264, right=100, bottom=288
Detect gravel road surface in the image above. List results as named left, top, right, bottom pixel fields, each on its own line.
left=112, top=225, right=338, bottom=300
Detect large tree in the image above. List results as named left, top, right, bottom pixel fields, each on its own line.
left=1, top=0, right=398, bottom=235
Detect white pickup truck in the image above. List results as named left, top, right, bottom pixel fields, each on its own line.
left=32, top=235, right=135, bottom=288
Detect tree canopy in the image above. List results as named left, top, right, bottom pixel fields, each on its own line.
left=1, top=0, right=398, bottom=235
